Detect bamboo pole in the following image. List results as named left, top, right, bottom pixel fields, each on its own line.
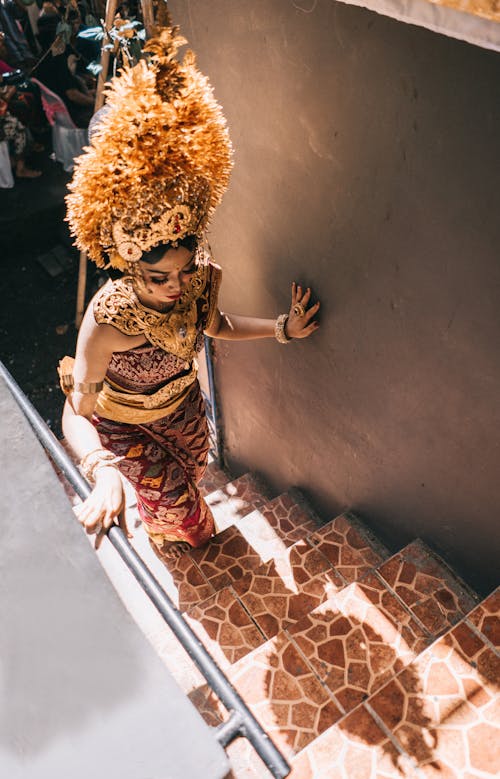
left=75, top=0, right=118, bottom=328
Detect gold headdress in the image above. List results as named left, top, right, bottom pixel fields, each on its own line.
left=66, top=16, right=233, bottom=270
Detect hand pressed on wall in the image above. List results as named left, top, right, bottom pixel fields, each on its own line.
left=286, top=282, right=321, bottom=339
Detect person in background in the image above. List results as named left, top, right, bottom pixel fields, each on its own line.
left=0, top=83, right=41, bottom=177
left=36, top=11, right=94, bottom=127
left=0, top=0, right=34, bottom=66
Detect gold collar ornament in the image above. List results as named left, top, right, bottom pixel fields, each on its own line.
left=93, top=258, right=210, bottom=361
left=66, top=11, right=233, bottom=270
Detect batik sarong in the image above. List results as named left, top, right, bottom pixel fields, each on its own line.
left=93, top=382, right=215, bottom=551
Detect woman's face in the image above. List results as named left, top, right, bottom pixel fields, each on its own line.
left=137, top=246, right=197, bottom=306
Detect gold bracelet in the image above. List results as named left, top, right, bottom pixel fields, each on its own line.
left=275, top=314, right=292, bottom=344
left=80, top=448, right=123, bottom=484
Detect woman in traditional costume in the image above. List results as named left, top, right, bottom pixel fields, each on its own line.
left=61, top=17, right=319, bottom=559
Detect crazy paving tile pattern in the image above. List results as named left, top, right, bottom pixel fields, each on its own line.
left=185, top=586, right=266, bottom=668
left=227, top=631, right=343, bottom=759
left=367, top=620, right=500, bottom=778
left=248, top=490, right=320, bottom=545
left=189, top=524, right=271, bottom=591
left=308, top=513, right=389, bottom=584
left=466, top=586, right=500, bottom=650
left=378, top=539, right=478, bottom=637
left=289, top=704, right=415, bottom=779
left=287, top=573, right=430, bottom=714
left=153, top=543, right=215, bottom=611
left=204, top=472, right=272, bottom=531
left=198, top=460, right=232, bottom=497
left=233, top=539, right=344, bottom=639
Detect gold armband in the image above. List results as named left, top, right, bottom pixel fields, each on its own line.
left=58, top=356, right=103, bottom=395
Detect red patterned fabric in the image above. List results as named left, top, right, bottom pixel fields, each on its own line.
left=106, top=342, right=198, bottom=393
left=93, top=382, right=214, bottom=549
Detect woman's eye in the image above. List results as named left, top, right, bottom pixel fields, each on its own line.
left=182, top=264, right=197, bottom=276
left=150, top=277, right=169, bottom=285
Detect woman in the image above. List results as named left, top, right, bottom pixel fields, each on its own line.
left=62, top=237, right=319, bottom=557
left=62, top=15, right=319, bottom=559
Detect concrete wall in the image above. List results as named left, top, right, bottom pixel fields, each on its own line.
left=169, top=0, right=500, bottom=595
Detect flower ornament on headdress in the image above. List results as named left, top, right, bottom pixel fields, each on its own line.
left=66, top=16, right=233, bottom=270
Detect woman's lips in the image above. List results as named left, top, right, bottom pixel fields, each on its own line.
left=166, top=293, right=182, bottom=300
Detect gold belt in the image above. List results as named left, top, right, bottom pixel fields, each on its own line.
left=95, top=366, right=198, bottom=423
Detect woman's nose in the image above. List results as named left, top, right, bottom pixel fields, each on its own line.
left=168, top=273, right=182, bottom=292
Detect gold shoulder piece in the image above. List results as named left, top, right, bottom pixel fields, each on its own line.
left=93, top=279, right=145, bottom=337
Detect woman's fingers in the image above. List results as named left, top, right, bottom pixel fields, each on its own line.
left=300, top=321, right=320, bottom=338
left=299, top=287, right=312, bottom=306
left=305, top=301, right=320, bottom=321
left=117, top=505, right=133, bottom=540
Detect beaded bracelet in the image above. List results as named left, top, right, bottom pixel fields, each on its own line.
left=275, top=314, right=292, bottom=344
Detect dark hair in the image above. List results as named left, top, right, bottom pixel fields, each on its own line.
left=140, top=235, right=199, bottom=265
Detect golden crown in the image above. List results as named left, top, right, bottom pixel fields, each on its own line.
left=66, top=21, right=233, bottom=269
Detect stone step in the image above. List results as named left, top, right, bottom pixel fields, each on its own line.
left=190, top=574, right=431, bottom=766
left=179, top=511, right=393, bottom=677
left=165, top=489, right=323, bottom=609
left=464, top=586, right=500, bottom=651
left=231, top=538, right=344, bottom=641
left=286, top=572, right=430, bottom=715
left=188, top=543, right=487, bottom=775
left=377, top=538, right=479, bottom=637
left=307, top=511, right=390, bottom=585
left=287, top=593, right=500, bottom=778
left=290, top=608, right=500, bottom=779
left=198, top=460, right=232, bottom=497
left=205, top=472, right=274, bottom=531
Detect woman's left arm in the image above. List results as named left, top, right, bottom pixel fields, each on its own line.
left=205, top=283, right=320, bottom=341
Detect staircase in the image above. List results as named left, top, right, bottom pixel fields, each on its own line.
left=62, top=460, right=500, bottom=778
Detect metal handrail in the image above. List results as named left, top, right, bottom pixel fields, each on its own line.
left=0, top=361, right=290, bottom=779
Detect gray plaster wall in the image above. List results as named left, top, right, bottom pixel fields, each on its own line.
left=169, top=0, right=500, bottom=595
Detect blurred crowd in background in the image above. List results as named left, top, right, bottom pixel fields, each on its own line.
left=0, top=0, right=141, bottom=181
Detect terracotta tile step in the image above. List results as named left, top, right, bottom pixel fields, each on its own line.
left=306, top=511, right=390, bottom=585
left=165, top=490, right=327, bottom=608
left=184, top=586, right=268, bottom=669
left=188, top=575, right=430, bottom=763
left=286, top=572, right=430, bottom=715
left=192, top=631, right=344, bottom=761
left=289, top=601, right=500, bottom=778
left=205, top=472, right=274, bottom=532
left=465, top=586, right=500, bottom=650
left=232, top=538, right=344, bottom=640
left=198, top=459, right=232, bottom=497
left=377, top=538, right=479, bottom=639
left=176, top=509, right=394, bottom=643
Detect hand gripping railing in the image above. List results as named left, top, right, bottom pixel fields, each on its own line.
left=0, top=361, right=291, bottom=779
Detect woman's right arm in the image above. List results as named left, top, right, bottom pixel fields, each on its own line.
left=62, top=306, right=131, bottom=548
